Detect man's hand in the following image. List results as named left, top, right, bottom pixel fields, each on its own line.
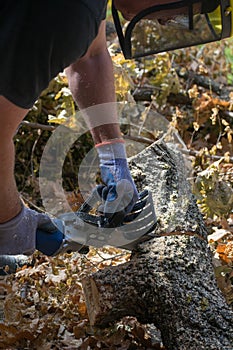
left=96, top=139, right=139, bottom=226
left=0, top=205, right=63, bottom=255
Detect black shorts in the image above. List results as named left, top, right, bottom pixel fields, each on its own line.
left=0, top=0, right=107, bottom=108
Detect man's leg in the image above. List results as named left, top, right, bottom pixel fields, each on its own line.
left=0, top=96, right=28, bottom=223
left=0, top=96, right=84, bottom=256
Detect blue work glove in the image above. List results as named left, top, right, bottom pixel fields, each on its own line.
left=0, top=205, right=63, bottom=256
left=96, top=140, right=139, bottom=226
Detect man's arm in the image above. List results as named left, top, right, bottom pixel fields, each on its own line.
left=65, top=19, right=139, bottom=221
left=65, top=20, right=121, bottom=144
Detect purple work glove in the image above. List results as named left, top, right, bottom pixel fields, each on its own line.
left=0, top=205, right=63, bottom=256
left=96, top=140, right=139, bottom=226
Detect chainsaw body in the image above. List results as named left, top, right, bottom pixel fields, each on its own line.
left=57, top=189, right=156, bottom=252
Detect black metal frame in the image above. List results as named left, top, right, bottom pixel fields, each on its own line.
left=112, top=0, right=231, bottom=59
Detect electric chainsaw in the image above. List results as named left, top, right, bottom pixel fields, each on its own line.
left=55, top=189, right=157, bottom=254
left=0, top=190, right=156, bottom=275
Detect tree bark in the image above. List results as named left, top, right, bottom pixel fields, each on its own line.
left=82, top=140, right=233, bottom=350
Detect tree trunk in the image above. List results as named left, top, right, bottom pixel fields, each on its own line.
left=82, top=140, right=233, bottom=350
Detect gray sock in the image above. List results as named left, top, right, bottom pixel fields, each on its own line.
left=0, top=206, right=55, bottom=255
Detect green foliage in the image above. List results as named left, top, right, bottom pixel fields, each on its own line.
left=193, top=160, right=233, bottom=219
left=140, top=53, right=181, bottom=106
left=224, top=45, right=233, bottom=84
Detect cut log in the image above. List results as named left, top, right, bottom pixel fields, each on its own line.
left=82, top=140, right=233, bottom=350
